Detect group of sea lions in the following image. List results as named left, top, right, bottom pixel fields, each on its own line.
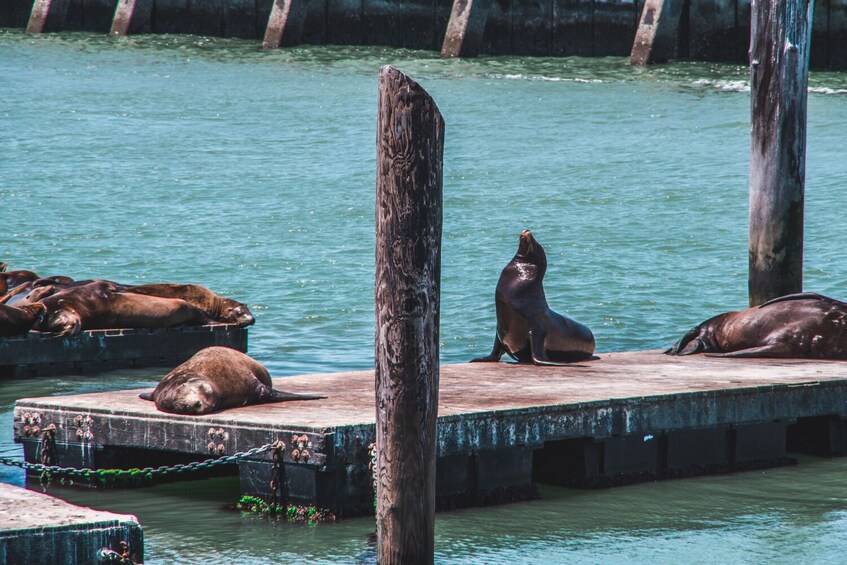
left=0, top=265, right=254, bottom=338
left=472, top=230, right=847, bottom=365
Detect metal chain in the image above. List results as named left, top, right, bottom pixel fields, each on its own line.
left=0, top=443, right=276, bottom=482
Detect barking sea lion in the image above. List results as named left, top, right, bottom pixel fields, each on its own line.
left=139, top=347, right=325, bottom=415
left=471, top=230, right=595, bottom=365
left=666, top=292, right=847, bottom=358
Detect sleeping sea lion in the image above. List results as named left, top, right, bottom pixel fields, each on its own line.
left=139, top=347, right=325, bottom=415
left=2, top=277, right=75, bottom=306
left=665, top=292, right=847, bottom=358
left=0, top=270, right=39, bottom=295
left=0, top=303, right=45, bottom=338
left=124, top=283, right=254, bottom=327
left=471, top=230, right=596, bottom=365
left=36, top=280, right=212, bottom=337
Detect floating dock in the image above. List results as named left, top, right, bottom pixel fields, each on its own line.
left=13, top=350, right=847, bottom=516
left=0, top=324, right=248, bottom=378
left=0, top=482, right=143, bottom=564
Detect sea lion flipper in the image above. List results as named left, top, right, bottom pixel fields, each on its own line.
left=257, top=384, right=326, bottom=404
left=139, top=391, right=155, bottom=401
left=704, top=344, right=792, bottom=358
left=470, top=335, right=506, bottom=363
left=529, top=328, right=566, bottom=366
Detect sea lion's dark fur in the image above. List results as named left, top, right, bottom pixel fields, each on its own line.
left=471, top=230, right=595, bottom=365
left=139, top=347, right=325, bottom=415
left=666, top=292, right=847, bottom=358
left=36, top=280, right=212, bottom=337
left=0, top=303, right=45, bottom=338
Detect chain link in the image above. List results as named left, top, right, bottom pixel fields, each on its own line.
left=0, top=443, right=277, bottom=482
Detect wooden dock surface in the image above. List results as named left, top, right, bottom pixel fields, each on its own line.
left=14, top=350, right=847, bottom=514
left=14, top=350, right=847, bottom=451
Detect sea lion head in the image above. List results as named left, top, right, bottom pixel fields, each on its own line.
left=516, top=230, right=547, bottom=276
left=157, top=377, right=218, bottom=415
left=216, top=299, right=255, bottom=327
left=39, top=305, right=83, bottom=337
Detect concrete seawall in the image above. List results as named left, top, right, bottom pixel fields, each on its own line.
left=0, top=0, right=844, bottom=69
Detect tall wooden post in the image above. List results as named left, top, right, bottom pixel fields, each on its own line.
left=110, top=0, right=153, bottom=36
left=748, top=0, right=814, bottom=306
left=375, top=66, right=444, bottom=565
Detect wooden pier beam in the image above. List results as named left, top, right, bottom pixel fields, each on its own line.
left=440, top=0, right=491, bottom=58
left=262, top=0, right=308, bottom=49
left=747, top=0, right=814, bottom=306
left=375, top=66, right=444, bottom=564
left=26, top=0, right=71, bottom=34
left=110, top=0, right=153, bottom=36
left=629, top=0, right=684, bottom=65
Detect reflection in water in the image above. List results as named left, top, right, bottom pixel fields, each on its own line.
left=2, top=29, right=847, bottom=563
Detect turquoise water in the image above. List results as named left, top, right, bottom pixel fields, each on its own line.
left=2, top=29, right=847, bottom=563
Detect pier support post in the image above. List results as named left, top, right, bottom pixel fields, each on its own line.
left=375, top=66, right=444, bottom=564
left=630, top=0, right=684, bottom=64
left=748, top=0, right=814, bottom=306
left=110, top=0, right=153, bottom=36
left=441, top=0, right=491, bottom=57
left=262, top=0, right=308, bottom=49
left=26, top=0, right=71, bottom=34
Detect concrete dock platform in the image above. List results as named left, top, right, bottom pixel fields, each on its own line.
left=13, top=351, right=847, bottom=515
left=0, top=324, right=248, bottom=378
left=0, top=483, right=143, bottom=564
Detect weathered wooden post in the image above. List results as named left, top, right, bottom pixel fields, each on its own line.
left=26, top=0, right=70, bottom=34
left=748, top=0, right=814, bottom=306
left=375, top=65, right=444, bottom=564
left=441, top=0, right=491, bottom=58
left=110, top=0, right=153, bottom=36
left=630, top=0, right=684, bottom=65
left=262, top=0, right=308, bottom=49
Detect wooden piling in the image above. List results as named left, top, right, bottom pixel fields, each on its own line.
left=375, top=66, right=444, bottom=564
left=630, top=0, right=683, bottom=64
left=26, top=0, right=70, bottom=34
left=747, top=0, right=814, bottom=306
left=262, top=0, right=308, bottom=49
left=110, top=0, right=153, bottom=36
left=440, top=0, right=491, bottom=58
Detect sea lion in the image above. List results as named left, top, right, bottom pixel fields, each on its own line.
left=124, top=283, right=255, bottom=327
left=139, top=347, right=325, bottom=415
left=36, top=280, right=212, bottom=337
left=471, top=230, right=596, bottom=365
left=0, top=303, right=45, bottom=338
left=0, top=270, right=39, bottom=295
left=665, top=292, right=847, bottom=359
left=2, top=277, right=75, bottom=306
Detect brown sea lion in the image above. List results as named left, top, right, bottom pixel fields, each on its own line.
left=0, top=270, right=39, bottom=295
left=36, top=280, right=212, bottom=337
left=665, top=292, right=847, bottom=358
left=124, top=283, right=255, bottom=327
left=139, top=347, right=325, bottom=415
left=0, top=303, right=45, bottom=338
left=2, top=277, right=76, bottom=306
left=471, top=230, right=596, bottom=365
